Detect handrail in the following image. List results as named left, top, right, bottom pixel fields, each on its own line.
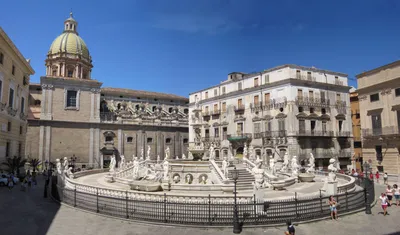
left=209, top=160, right=227, bottom=182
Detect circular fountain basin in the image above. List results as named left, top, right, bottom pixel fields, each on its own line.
left=298, top=173, right=316, bottom=182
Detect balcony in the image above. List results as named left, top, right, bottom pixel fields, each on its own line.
left=7, top=106, right=17, bottom=116
left=234, top=105, right=245, bottom=114
left=295, top=96, right=330, bottom=107
left=202, top=111, right=210, bottom=117
left=227, top=133, right=252, bottom=141
left=335, top=80, right=344, bottom=86
left=362, top=126, right=400, bottom=137
left=297, top=130, right=334, bottom=137
left=100, top=112, right=117, bottom=122
left=250, top=102, right=263, bottom=112
left=210, top=109, right=220, bottom=116
left=296, top=75, right=316, bottom=82
left=335, top=100, right=347, bottom=107
left=273, top=130, right=287, bottom=137
left=337, top=131, right=351, bottom=137
left=262, top=101, right=274, bottom=110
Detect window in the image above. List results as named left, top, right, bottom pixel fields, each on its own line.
left=194, top=95, right=198, bottom=101
left=320, top=91, right=326, bottom=103
left=254, top=95, right=259, bottom=105
left=205, top=106, right=209, bottom=113
left=254, top=123, right=260, bottom=133
left=307, top=71, right=312, bottom=80
left=264, top=74, right=269, bottom=84
left=20, top=97, right=25, bottom=114
left=338, top=120, right=343, bottom=132
left=278, top=120, right=285, bottom=131
left=222, top=102, right=226, bottom=112
left=205, top=91, right=208, bottom=99
left=264, top=93, right=270, bottom=103
left=238, top=82, right=242, bottom=90
left=52, top=67, right=57, bottom=76
left=6, top=142, right=10, bottom=157
left=336, top=93, right=341, bottom=103
left=213, top=104, right=218, bottom=112
left=299, top=120, right=305, bottom=132
left=147, top=138, right=153, bottom=143
left=127, top=137, right=133, bottom=143
left=214, top=89, right=217, bottom=96
left=214, top=128, right=219, bottom=137
left=237, top=99, right=243, bottom=108
left=354, top=142, right=362, bottom=148
left=397, top=110, right=400, bottom=132
left=7, top=121, right=11, bottom=132
left=0, top=52, right=3, bottom=64
left=205, top=129, right=210, bottom=138
left=298, top=107, right=304, bottom=112
left=66, top=90, right=77, bottom=107
left=184, top=109, right=188, bottom=114
left=309, top=90, right=314, bottom=99
left=321, top=108, right=326, bottom=115
left=376, top=145, right=383, bottom=162
left=322, top=121, right=327, bottom=133
left=8, top=88, right=14, bottom=108
left=310, top=120, right=316, bottom=131
left=183, top=138, right=188, bottom=144
left=237, top=123, right=243, bottom=134
left=254, top=77, right=259, bottom=87
left=310, top=107, right=314, bottom=113
left=222, top=127, right=227, bottom=138
left=395, top=88, right=400, bottom=97
left=335, top=76, right=339, bottom=84
left=18, top=142, right=21, bottom=156
left=67, top=69, right=73, bottom=77
left=222, top=87, right=226, bottom=94
left=19, top=126, right=23, bottom=135
left=265, top=121, right=271, bottom=132
left=166, top=138, right=171, bottom=144
left=371, top=114, right=382, bottom=135
left=12, top=65, right=15, bottom=75
left=370, top=93, right=379, bottom=102
left=297, top=89, right=303, bottom=98
left=105, top=136, right=113, bottom=142
left=296, top=70, right=301, bottom=79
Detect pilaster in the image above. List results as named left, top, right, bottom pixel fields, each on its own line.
left=39, top=125, right=45, bottom=163
left=89, top=128, right=94, bottom=165
left=45, top=126, right=51, bottom=162
left=95, top=128, right=100, bottom=168
left=118, top=129, right=122, bottom=155
left=46, top=85, right=54, bottom=120
left=40, top=85, right=47, bottom=119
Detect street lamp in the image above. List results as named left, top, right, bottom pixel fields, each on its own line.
left=232, top=166, right=241, bottom=234
left=363, top=161, right=372, bottom=214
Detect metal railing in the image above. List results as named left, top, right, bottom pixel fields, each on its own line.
left=295, top=96, right=330, bottom=107
left=227, top=133, right=252, bottom=140
left=297, top=130, right=334, bottom=137
left=255, top=131, right=287, bottom=138
left=234, top=105, right=245, bottom=113
left=337, top=131, right=351, bottom=137
left=362, top=126, right=400, bottom=137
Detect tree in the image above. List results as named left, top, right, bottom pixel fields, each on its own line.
left=1, top=156, right=27, bottom=176
left=28, top=158, right=42, bottom=172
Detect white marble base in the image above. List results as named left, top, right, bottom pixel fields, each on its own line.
left=325, top=181, right=338, bottom=195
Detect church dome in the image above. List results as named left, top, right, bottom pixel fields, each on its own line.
left=47, top=12, right=91, bottom=61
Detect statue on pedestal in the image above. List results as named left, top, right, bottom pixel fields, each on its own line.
left=120, top=155, right=126, bottom=170
left=209, top=143, right=215, bottom=160
left=291, top=155, right=299, bottom=178
left=306, top=153, right=315, bottom=173
left=269, top=158, right=275, bottom=172
left=56, top=158, right=62, bottom=175
left=63, top=157, right=69, bottom=172
left=222, top=157, right=229, bottom=178
left=182, top=153, right=186, bottom=160
left=165, top=147, right=170, bottom=160
left=140, top=148, right=144, bottom=160
left=252, top=162, right=265, bottom=190
left=163, top=159, right=169, bottom=180
left=255, top=155, right=262, bottom=165
left=188, top=152, right=194, bottom=160
left=328, top=158, right=338, bottom=182
left=147, top=146, right=151, bottom=160
left=66, top=167, right=74, bottom=178
left=228, top=142, right=234, bottom=160
left=132, top=157, right=140, bottom=180
left=243, top=143, right=248, bottom=159
left=157, top=155, right=160, bottom=163
left=109, top=155, right=117, bottom=172
left=280, top=152, right=290, bottom=172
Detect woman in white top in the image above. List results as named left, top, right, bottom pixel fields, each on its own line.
left=386, top=185, right=394, bottom=206
left=393, top=184, right=400, bottom=206
left=379, top=193, right=388, bottom=216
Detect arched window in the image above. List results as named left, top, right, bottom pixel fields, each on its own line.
left=34, top=100, right=41, bottom=106
left=127, top=137, right=133, bottom=143
left=52, top=66, right=58, bottom=76
left=169, top=107, right=173, bottom=113
left=135, top=104, right=140, bottom=110
left=152, top=106, right=157, bottom=112
left=166, top=138, right=171, bottom=144
left=67, top=67, right=74, bottom=77
left=184, top=109, right=189, bottom=114
left=105, top=136, right=113, bottom=142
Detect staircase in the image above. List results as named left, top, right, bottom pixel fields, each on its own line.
left=227, top=164, right=254, bottom=191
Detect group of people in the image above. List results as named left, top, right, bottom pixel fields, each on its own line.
left=20, top=172, right=36, bottom=191
left=351, top=169, right=389, bottom=184
left=379, top=184, right=400, bottom=216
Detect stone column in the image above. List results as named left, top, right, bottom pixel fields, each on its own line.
left=75, top=64, right=79, bottom=78
left=45, top=126, right=51, bottom=162
left=90, top=91, right=95, bottom=121
left=40, top=85, right=47, bottom=119
left=46, top=85, right=53, bottom=120
left=95, top=128, right=100, bottom=168
left=89, top=128, right=94, bottom=166
left=96, top=92, right=101, bottom=120
left=118, top=129, right=122, bottom=155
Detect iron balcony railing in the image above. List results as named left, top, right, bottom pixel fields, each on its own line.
left=249, top=102, right=263, bottom=112
left=227, top=133, right=252, bottom=140
left=210, top=109, right=221, bottom=116
left=362, top=126, right=400, bottom=137
left=336, top=100, right=347, bottom=107
left=100, top=112, right=117, bottom=122
left=234, top=105, right=245, bottom=113
left=295, top=74, right=316, bottom=82
left=297, top=130, right=334, bottom=137
left=295, top=96, right=330, bottom=107
left=337, top=131, right=351, bottom=137
left=255, top=131, right=286, bottom=139
left=202, top=111, right=210, bottom=117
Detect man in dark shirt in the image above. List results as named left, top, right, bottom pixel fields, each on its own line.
left=285, top=220, right=295, bottom=235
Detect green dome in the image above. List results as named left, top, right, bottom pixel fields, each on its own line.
left=48, top=32, right=90, bottom=59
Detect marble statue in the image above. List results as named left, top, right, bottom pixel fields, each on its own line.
left=119, top=155, right=126, bottom=170
left=209, top=143, right=215, bottom=160
left=141, top=165, right=162, bottom=182
left=63, top=157, right=69, bottom=172
left=185, top=174, right=193, bottom=184
left=109, top=155, right=117, bottom=172
left=261, top=152, right=267, bottom=165
left=132, top=154, right=135, bottom=162
left=173, top=174, right=180, bottom=183
left=140, top=148, right=144, bottom=160
left=163, top=159, right=169, bottom=180
left=66, top=167, right=74, bottom=178
left=291, top=155, right=299, bottom=178
left=199, top=175, right=207, bottom=184
left=228, top=142, right=234, bottom=160
left=243, top=143, right=248, bottom=159
left=255, top=155, right=262, bottom=165
left=132, top=157, right=140, bottom=179
left=269, top=158, right=275, bottom=171
left=252, top=161, right=265, bottom=190
left=56, top=158, right=62, bottom=175
left=306, top=153, right=315, bottom=173
left=249, top=145, right=255, bottom=161
left=222, top=157, right=229, bottom=178
left=182, top=153, right=186, bottom=160
left=188, top=152, right=194, bottom=160
left=147, top=146, right=151, bottom=160
left=157, top=155, right=160, bottom=163
left=280, top=152, right=289, bottom=172
left=165, top=147, right=170, bottom=160
left=328, top=158, right=338, bottom=182
left=335, top=155, right=341, bottom=170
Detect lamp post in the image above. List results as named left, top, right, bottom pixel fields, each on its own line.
left=232, top=166, right=241, bottom=234
left=363, top=161, right=372, bottom=214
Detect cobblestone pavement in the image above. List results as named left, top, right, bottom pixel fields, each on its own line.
left=1, top=176, right=400, bottom=235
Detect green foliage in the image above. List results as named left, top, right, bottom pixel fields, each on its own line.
left=28, top=158, right=42, bottom=172
left=1, top=156, right=27, bottom=176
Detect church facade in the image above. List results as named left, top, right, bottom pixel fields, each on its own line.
left=25, top=13, right=189, bottom=169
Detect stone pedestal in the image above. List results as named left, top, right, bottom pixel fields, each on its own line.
left=326, top=181, right=338, bottom=195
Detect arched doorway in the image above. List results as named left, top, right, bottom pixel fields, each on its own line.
left=236, top=147, right=243, bottom=158
left=215, top=150, right=220, bottom=160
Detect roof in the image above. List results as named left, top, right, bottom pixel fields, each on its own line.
left=0, top=27, right=35, bottom=74
left=190, top=64, right=348, bottom=95
left=49, top=32, right=89, bottom=59
left=101, top=87, right=188, bottom=102
left=356, top=60, right=400, bottom=78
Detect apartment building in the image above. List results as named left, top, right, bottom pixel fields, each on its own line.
left=350, top=88, right=362, bottom=171
left=0, top=27, right=35, bottom=161
left=189, top=64, right=352, bottom=168
left=357, top=60, right=400, bottom=174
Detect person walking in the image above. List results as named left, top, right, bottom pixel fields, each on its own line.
left=27, top=175, right=32, bottom=191
left=386, top=185, right=394, bottom=206
left=393, top=184, right=400, bottom=206
left=328, top=195, right=338, bottom=220
left=375, top=171, right=380, bottom=183
left=284, top=220, right=295, bottom=235
left=379, top=193, right=389, bottom=216
left=7, top=176, right=14, bottom=190
left=369, top=172, right=374, bottom=181
left=383, top=172, right=388, bottom=185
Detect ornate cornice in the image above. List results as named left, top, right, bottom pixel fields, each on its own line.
left=91, top=88, right=101, bottom=94
left=380, top=88, right=392, bottom=95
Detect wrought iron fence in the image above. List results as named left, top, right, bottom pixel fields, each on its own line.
left=52, top=181, right=369, bottom=226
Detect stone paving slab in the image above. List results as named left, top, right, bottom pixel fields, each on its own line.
left=1, top=176, right=400, bottom=235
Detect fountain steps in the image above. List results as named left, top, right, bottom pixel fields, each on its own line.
left=227, top=166, right=255, bottom=191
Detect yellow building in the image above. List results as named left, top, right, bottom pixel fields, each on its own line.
left=0, top=27, right=35, bottom=161
left=350, top=89, right=362, bottom=170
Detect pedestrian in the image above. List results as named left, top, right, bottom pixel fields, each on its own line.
left=375, top=171, right=380, bottom=183
left=27, top=175, right=32, bottom=190
left=383, top=172, right=388, bottom=185
left=369, top=172, right=374, bottom=181
left=7, top=176, right=14, bottom=190
left=393, top=184, right=400, bottom=207
left=351, top=169, right=355, bottom=176
left=386, top=185, right=394, bottom=206
left=284, top=220, right=295, bottom=235
left=379, top=193, right=389, bottom=216
left=328, top=195, right=338, bottom=220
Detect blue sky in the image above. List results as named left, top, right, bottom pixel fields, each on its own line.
left=1, top=0, right=400, bottom=97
